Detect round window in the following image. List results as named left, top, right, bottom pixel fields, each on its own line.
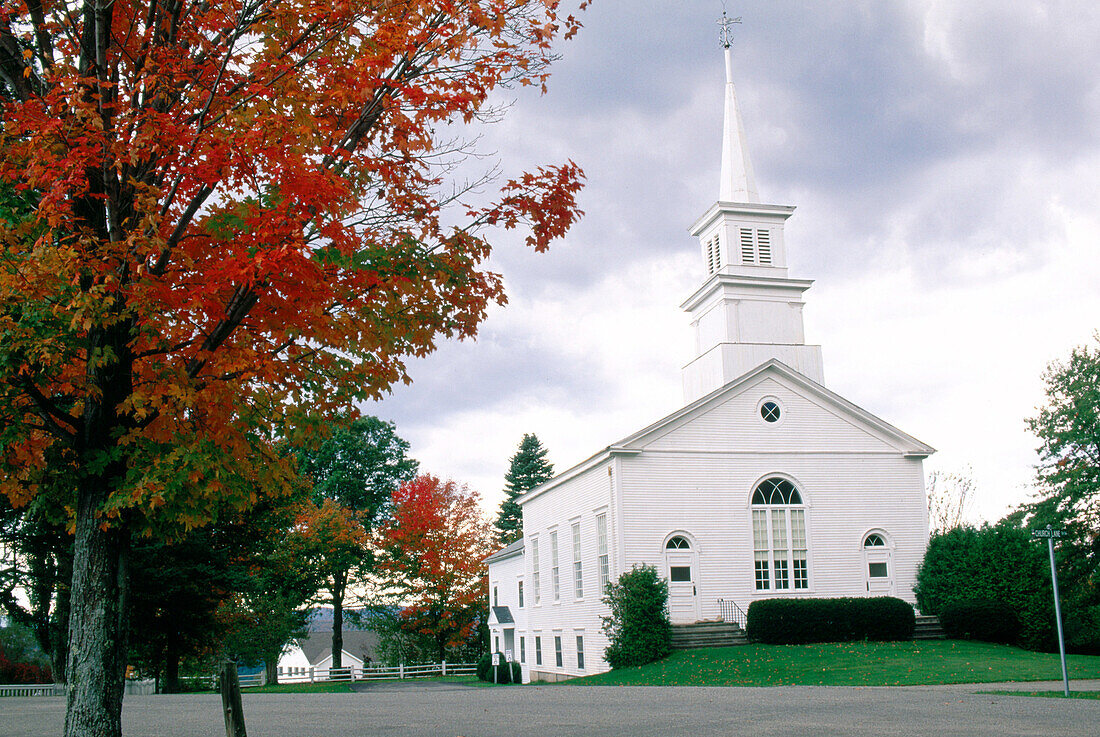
left=760, top=400, right=781, bottom=423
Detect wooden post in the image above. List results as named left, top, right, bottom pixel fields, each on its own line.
left=219, top=661, right=248, bottom=737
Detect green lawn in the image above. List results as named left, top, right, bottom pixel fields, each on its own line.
left=567, top=640, right=1100, bottom=687
left=244, top=681, right=356, bottom=694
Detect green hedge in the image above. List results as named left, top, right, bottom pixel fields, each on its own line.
left=745, top=597, right=916, bottom=644
left=476, top=653, right=520, bottom=683
left=915, top=522, right=1055, bottom=651
left=938, top=598, right=1019, bottom=644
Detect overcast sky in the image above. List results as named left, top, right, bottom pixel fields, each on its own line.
left=372, top=1, right=1100, bottom=525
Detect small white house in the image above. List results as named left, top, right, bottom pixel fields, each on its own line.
left=276, top=629, right=378, bottom=678
left=487, top=32, right=933, bottom=683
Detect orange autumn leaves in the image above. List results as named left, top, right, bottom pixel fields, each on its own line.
left=376, top=474, right=496, bottom=656
left=0, top=0, right=586, bottom=532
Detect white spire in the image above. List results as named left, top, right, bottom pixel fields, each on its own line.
left=717, top=14, right=759, bottom=203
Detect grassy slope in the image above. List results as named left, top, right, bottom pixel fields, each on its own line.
left=567, top=641, right=1100, bottom=687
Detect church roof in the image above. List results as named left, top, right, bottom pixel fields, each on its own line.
left=484, top=538, right=524, bottom=564
left=489, top=606, right=515, bottom=625
left=517, top=359, right=934, bottom=507
left=615, top=359, right=935, bottom=455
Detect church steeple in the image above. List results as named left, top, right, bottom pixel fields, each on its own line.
left=718, top=13, right=759, bottom=204
left=680, top=14, right=824, bottom=402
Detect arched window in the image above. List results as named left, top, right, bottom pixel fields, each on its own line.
left=864, top=533, right=886, bottom=548
left=665, top=536, right=691, bottom=550
left=751, top=477, right=808, bottom=591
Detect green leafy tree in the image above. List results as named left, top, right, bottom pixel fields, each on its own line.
left=292, top=414, right=417, bottom=669
left=1025, top=336, right=1100, bottom=651
left=601, top=565, right=672, bottom=669
left=495, top=434, right=554, bottom=544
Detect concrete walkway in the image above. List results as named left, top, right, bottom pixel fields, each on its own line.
left=3, top=680, right=1098, bottom=736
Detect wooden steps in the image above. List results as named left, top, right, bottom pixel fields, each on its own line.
left=913, top=614, right=946, bottom=640
left=670, top=622, right=748, bottom=650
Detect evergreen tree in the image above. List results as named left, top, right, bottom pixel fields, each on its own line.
left=495, top=434, right=554, bottom=544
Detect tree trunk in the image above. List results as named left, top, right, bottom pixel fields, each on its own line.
left=63, top=482, right=130, bottom=737
left=51, top=547, right=73, bottom=684
left=331, top=574, right=345, bottom=670
left=264, top=656, right=279, bottom=686
left=164, top=641, right=181, bottom=694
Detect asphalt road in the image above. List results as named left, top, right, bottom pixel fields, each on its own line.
left=4, top=680, right=1099, bottom=737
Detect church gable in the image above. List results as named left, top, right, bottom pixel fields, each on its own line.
left=630, top=363, right=931, bottom=456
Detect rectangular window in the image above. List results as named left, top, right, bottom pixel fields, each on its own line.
left=572, top=522, right=584, bottom=599
left=531, top=538, right=541, bottom=605
left=518, top=580, right=525, bottom=608
left=596, top=513, right=610, bottom=592
left=494, top=635, right=499, bottom=653
left=520, top=637, right=526, bottom=663
left=493, top=585, right=498, bottom=607
left=772, top=509, right=789, bottom=589
left=791, top=509, right=808, bottom=589
left=535, top=636, right=542, bottom=666
left=669, top=566, right=692, bottom=582
left=869, top=562, right=889, bottom=578
left=550, top=530, right=560, bottom=602
left=753, top=509, right=770, bottom=590
left=554, top=636, right=563, bottom=668
left=576, top=635, right=585, bottom=670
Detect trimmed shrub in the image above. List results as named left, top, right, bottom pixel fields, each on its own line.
left=915, top=522, right=1055, bottom=650
left=745, top=597, right=915, bottom=644
left=476, top=653, right=519, bottom=683
left=602, top=565, right=672, bottom=669
left=938, top=599, right=1019, bottom=644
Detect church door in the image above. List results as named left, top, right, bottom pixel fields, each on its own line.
left=863, top=532, right=895, bottom=596
left=665, top=536, right=700, bottom=623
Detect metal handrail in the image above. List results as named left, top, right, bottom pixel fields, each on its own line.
left=716, top=598, right=747, bottom=629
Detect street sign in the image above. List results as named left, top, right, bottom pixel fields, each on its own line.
left=1031, top=524, right=1070, bottom=696
left=492, top=653, right=501, bottom=666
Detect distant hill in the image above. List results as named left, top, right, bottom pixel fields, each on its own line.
left=305, top=605, right=397, bottom=632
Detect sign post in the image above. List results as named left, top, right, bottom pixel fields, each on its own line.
left=492, top=652, right=501, bottom=684
left=1031, top=525, right=1069, bottom=697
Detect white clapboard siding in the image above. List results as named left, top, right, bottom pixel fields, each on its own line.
left=643, top=376, right=901, bottom=454
left=515, top=459, right=615, bottom=679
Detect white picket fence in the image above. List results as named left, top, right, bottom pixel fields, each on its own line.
left=0, top=683, right=66, bottom=697
left=265, top=660, right=476, bottom=686
left=180, top=660, right=477, bottom=690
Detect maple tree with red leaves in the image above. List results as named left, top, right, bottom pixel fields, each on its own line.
left=0, top=1, right=587, bottom=734
left=377, top=474, right=495, bottom=661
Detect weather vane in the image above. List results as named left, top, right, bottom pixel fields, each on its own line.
left=718, top=11, right=742, bottom=49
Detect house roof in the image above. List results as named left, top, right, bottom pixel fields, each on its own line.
left=484, top=538, right=524, bottom=564
left=518, top=359, right=935, bottom=506
left=296, top=629, right=380, bottom=666
left=489, top=606, right=514, bottom=625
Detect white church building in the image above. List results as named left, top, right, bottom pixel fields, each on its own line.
left=486, top=22, right=933, bottom=683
